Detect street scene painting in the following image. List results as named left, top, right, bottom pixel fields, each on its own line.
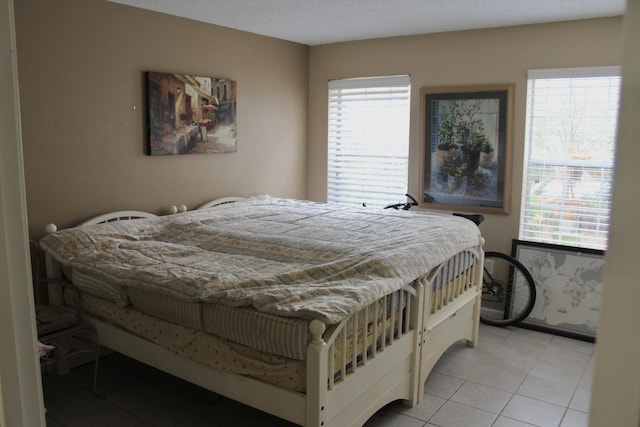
left=146, top=71, right=237, bottom=155
left=421, top=85, right=513, bottom=214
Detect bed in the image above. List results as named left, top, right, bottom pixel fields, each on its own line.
left=40, top=195, right=484, bottom=426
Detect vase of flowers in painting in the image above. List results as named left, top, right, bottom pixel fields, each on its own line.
left=460, top=144, right=480, bottom=173
left=479, top=139, right=495, bottom=168
left=436, top=141, right=459, bottom=171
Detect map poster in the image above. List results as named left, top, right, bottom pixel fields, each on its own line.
left=512, top=240, right=605, bottom=342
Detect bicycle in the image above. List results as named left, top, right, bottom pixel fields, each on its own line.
left=383, top=195, right=536, bottom=327
left=452, top=213, right=536, bottom=326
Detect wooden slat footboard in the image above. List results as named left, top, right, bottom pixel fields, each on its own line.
left=304, top=245, right=483, bottom=426
left=306, top=282, right=424, bottom=427
left=417, top=247, right=484, bottom=393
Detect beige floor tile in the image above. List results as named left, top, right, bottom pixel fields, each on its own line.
left=432, top=352, right=480, bottom=380
left=424, top=371, right=464, bottom=399
left=548, top=335, right=594, bottom=355
left=502, top=395, right=566, bottom=427
left=467, top=362, right=527, bottom=393
left=492, top=416, right=538, bottom=427
left=529, top=358, right=586, bottom=388
left=569, top=388, right=592, bottom=413
left=540, top=346, right=592, bottom=369
left=450, top=381, right=512, bottom=414
left=517, top=374, right=576, bottom=407
left=560, top=409, right=590, bottom=427
left=429, top=400, right=497, bottom=427
left=363, top=410, right=426, bottom=427
left=392, top=393, right=446, bottom=421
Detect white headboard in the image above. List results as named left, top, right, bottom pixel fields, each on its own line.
left=196, top=197, right=245, bottom=210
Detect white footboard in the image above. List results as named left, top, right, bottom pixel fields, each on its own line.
left=302, top=246, right=483, bottom=426
left=306, top=283, right=424, bottom=427
left=418, top=247, right=484, bottom=392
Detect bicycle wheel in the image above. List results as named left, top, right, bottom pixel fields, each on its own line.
left=480, top=252, right=536, bottom=327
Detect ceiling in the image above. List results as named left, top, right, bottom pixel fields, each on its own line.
left=107, top=0, right=626, bottom=46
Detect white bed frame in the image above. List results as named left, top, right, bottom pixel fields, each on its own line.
left=44, top=198, right=483, bottom=427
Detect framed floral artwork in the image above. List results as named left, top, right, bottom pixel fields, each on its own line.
left=512, top=240, right=605, bottom=341
left=420, top=85, right=514, bottom=214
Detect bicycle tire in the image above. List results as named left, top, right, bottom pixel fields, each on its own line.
left=479, top=252, right=536, bottom=327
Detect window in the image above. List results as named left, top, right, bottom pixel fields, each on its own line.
left=519, top=67, right=621, bottom=250
left=327, top=75, right=411, bottom=207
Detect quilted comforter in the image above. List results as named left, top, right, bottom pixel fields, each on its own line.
left=40, top=196, right=481, bottom=324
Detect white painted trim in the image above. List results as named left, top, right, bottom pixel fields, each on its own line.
left=0, top=0, right=46, bottom=425
left=328, top=74, right=411, bottom=89
left=527, top=65, right=621, bottom=79
left=590, top=2, right=640, bottom=426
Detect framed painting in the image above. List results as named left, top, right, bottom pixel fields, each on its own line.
left=146, top=71, right=237, bottom=156
left=420, top=85, right=513, bottom=214
left=512, top=240, right=605, bottom=341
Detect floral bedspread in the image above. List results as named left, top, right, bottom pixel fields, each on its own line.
left=40, top=196, right=481, bottom=324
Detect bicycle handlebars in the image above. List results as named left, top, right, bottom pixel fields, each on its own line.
left=380, top=196, right=485, bottom=228
left=384, top=194, right=419, bottom=210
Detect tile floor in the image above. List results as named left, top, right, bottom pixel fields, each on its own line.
left=42, top=324, right=594, bottom=427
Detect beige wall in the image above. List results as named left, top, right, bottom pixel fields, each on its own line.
left=15, top=0, right=309, bottom=240
left=591, top=1, right=640, bottom=424
left=308, top=18, right=623, bottom=254
left=14, top=0, right=622, bottom=254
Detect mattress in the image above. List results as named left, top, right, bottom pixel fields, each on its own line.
left=64, top=287, right=308, bottom=392
left=66, top=286, right=408, bottom=392
left=128, top=287, right=205, bottom=331
left=127, top=286, right=310, bottom=360
left=40, top=195, right=481, bottom=324
left=68, top=249, right=474, bottom=361
left=202, top=303, right=310, bottom=360
left=72, top=269, right=129, bottom=307
left=72, top=261, right=417, bottom=361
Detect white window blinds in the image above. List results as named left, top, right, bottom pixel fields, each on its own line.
left=519, top=67, right=621, bottom=250
left=327, top=75, right=411, bottom=207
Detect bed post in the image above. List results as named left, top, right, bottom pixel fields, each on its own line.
left=407, top=281, right=425, bottom=407
left=43, top=223, right=65, bottom=306
left=467, top=238, right=485, bottom=348
left=417, top=274, right=434, bottom=399
left=306, top=319, right=328, bottom=427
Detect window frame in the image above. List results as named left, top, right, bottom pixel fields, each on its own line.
left=519, top=66, right=621, bottom=250
left=327, top=75, right=411, bottom=208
